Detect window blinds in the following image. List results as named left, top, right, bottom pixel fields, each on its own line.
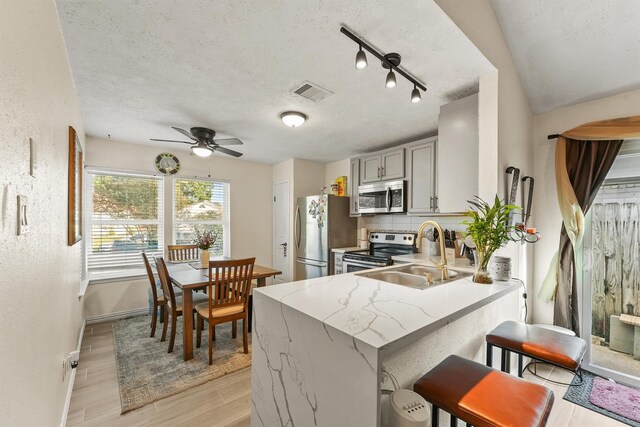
left=173, top=179, right=230, bottom=257
left=86, top=170, right=163, bottom=279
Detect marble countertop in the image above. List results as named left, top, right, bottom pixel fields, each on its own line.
left=254, top=263, right=519, bottom=356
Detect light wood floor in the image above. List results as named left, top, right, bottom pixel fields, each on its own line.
left=67, top=321, right=627, bottom=427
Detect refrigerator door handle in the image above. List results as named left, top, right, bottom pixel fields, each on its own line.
left=295, top=205, right=301, bottom=250
left=296, top=259, right=327, bottom=268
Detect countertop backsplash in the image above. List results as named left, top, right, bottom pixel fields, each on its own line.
left=357, top=214, right=469, bottom=236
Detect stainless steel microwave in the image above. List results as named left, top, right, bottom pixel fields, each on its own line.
left=358, top=180, right=406, bottom=214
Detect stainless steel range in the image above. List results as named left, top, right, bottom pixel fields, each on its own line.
left=342, top=232, right=417, bottom=273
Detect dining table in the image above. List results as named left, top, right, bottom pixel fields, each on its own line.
left=165, top=260, right=281, bottom=361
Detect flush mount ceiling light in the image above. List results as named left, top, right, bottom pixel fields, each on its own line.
left=340, top=26, right=426, bottom=103
left=280, top=111, right=307, bottom=128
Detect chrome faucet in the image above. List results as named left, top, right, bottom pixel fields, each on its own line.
left=416, top=220, right=450, bottom=281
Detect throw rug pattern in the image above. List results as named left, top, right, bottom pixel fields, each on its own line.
left=564, top=369, right=640, bottom=426
left=112, top=315, right=251, bottom=413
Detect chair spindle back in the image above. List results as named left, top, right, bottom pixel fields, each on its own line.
left=154, top=256, right=177, bottom=308
left=207, top=258, right=255, bottom=311
left=167, top=244, right=199, bottom=262
left=142, top=252, right=158, bottom=302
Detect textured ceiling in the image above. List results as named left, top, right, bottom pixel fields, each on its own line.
left=491, top=0, right=640, bottom=114
left=56, top=0, right=494, bottom=164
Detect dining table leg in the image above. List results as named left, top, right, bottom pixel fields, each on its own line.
left=248, top=277, right=268, bottom=334
left=182, top=288, right=194, bottom=361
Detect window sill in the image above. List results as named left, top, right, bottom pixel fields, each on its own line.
left=88, top=273, right=147, bottom=286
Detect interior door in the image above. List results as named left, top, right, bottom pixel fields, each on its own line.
left=272, top=180, right=290, bottom=283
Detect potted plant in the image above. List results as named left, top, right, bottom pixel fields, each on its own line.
left=463, top=196, right=519, bottom=284
left=193, top=229, right=219, bottom=268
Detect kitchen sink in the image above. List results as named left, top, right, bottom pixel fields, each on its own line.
left=356, top=264, right=471, bottom=289
left=357, top=271, right=428, bottom=289
left=391, top=264, right=460, bottom=279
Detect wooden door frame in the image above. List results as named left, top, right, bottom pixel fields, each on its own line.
left=272, top=179, right=290, bottom=283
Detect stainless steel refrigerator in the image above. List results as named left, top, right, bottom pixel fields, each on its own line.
left=295, top=195, right=356, bottom=280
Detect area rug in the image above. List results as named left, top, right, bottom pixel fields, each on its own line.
left=112, top=315, right=251, bottom=413
left=564, top=370, right=640, bottom=426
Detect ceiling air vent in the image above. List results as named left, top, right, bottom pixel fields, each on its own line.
left=292, top=81, right=333, bottom=102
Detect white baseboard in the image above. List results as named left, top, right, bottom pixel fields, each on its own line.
left=85, top=307, right=148, bottom=325
left=60, top=318, right=86, bottom=427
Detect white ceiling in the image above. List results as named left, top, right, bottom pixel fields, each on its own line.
left=491, top=0, right=640, bottom=114
left=56, top=0, right=494, bottom=164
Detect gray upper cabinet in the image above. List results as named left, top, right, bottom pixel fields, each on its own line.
left=437, top=93, right=479, bottom=213
left=406, top=138, right=436, bottom=214
left=349, top=158, right=360, bottom=216
left=360, top=148, right=405, bottom=184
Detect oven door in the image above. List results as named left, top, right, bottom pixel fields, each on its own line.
left=343, top=259, right=390, bottom=273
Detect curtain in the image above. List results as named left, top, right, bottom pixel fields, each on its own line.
left=552, top=137, right=623, bottom=335
left=538, top=116, right=640, bottom=336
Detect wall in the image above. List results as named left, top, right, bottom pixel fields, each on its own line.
left=324, top=159, right=350, bottom=191
left=84, top=136, right=273, bottom=317
left=0, top=0, right=86, bottom=425
left=532, top=88, right=640, bottom=323
left=436, top=0, right=534, bottom=318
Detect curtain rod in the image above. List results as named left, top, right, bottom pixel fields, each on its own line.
left=547, top=134, right=561, bottom=140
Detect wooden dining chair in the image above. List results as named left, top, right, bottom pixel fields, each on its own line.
left=195, top=258, right=255, bottom=365
left=142, top=252, right=184, bottom=338
left=154, top=256, right=208, bottom=353
left=167, top=244, right=199, bottom=262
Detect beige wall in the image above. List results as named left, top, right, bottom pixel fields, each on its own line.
left=325, top=159, right=350, bottom=192
left=84, top=137, right=273, bottom=317
left=0, top=0, right=86, bottom=424
left=436, top=0, right=534, bottom=319
left=531, top=88, right=640, bottom=323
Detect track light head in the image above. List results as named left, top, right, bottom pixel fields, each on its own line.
left=411, top=86, right=422, bottom=103
left=355, top=46, right=368, bottom=70
left=385, top=70, right=397, bottom=88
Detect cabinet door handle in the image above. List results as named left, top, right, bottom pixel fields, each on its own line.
left=430, top=196, right=433, bottom=210
left=381, top=166, right=385, bottom=177
left=377, top=167, right=381, bottom=178
left=434, top=196, right=439, bottom=210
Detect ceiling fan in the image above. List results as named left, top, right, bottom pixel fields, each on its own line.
left=151, top=126, right=244, bottom=158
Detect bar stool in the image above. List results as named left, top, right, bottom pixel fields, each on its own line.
left=486, top=321, right=586, bottom=381
left=414, top=355, right=554, bottom=427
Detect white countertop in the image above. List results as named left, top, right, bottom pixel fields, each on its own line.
left=331, top=246, right=362, bottom=253
left=254, top=263, right=519, bottom=356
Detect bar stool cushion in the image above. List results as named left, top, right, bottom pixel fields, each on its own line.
left=487, top=321, right=586, bottom=370
left=414, top=355, right=554, bottom=427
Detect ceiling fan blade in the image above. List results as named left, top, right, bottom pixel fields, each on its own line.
left=171, top=126, right=197, bottom=141
left=212, top=138, right=243, bottom=146
left=214, top=146, right=243, bottom=157
left=150, top=138, right=195, bottom=144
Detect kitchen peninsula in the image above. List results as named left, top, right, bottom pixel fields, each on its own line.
left=250, top=266, right=520, bottom=426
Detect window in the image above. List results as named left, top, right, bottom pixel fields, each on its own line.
left=174, top=179, right=229, bottom=257
left=86, top=170, right=163, bottom=280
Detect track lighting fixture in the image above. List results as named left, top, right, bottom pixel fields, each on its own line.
left=411, top=85, right=421, bottom=103
left=355, top=46, right=368, bottom=70
left=385, top=70, right=397, bottom=88
left=340, top=26, right=426, bottom=103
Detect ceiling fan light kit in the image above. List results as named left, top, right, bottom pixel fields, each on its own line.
left=340, top=26, right=425, bottom=103
left=280, top=111, right=307, bottom=128
left=191, top=142, right=213, bottom=157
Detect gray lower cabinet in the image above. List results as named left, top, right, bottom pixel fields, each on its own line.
left=406, top=138, right=437, bottom=214
left=349, top=158, right=360, bottom=216
left=360, top=148, right=405, bottom=184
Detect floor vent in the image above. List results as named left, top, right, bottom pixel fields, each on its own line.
left=292, top=81, right=333, bottom=102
